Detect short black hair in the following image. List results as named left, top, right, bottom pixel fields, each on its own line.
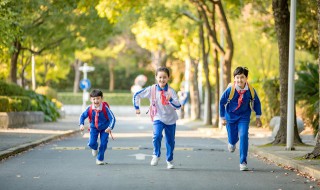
left=156, top=67, right=170, bottom=77
left=90, top=89, right=103, bottom=97
left=233, top=66, right=249, bottom=77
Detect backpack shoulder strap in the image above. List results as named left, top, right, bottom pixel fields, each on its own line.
left=151, top=84, right=156, bottom=103
left=247, top=83, right=255, bottom=100
left=227, top=83, right=235, bottom=101
left=88, top=106, right=92, bottom=122
left=102, top=102, right=109, bottom=120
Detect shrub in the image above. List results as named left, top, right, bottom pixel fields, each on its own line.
left=8, top=96, right=31, bottom=112
left=0, top=80, right=25, bottom=96
left=0, top=96, right=9, bottom=112
left=0, top=80, right=60, bottom=121
left=35, top=86, right=58, bottom=100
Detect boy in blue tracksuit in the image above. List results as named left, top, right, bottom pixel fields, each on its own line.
left=133, top=67, right=181, bottom=169
left=79, top=89, right=116, bottom=165
left=219, top=67, right=262, bottom=171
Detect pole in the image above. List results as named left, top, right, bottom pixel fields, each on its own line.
left=82, top=63, right=88, bottom=111
left=286, top=0, right=296, bottom=151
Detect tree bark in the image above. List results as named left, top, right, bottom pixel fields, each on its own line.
left=199, top=13, right=212, bottom=125
left=214, top=49, right=220, bottom=126
left=190, top=59, right=201, bottom=120
left=304, top=0, right=320, bottom=159
left=73, top=59, right=81, bottom=94
left=10, top=40, right=21, bottom=84
left=214, top=0, right=234, bottom=88
left=272, top=0, right=290, bottom=145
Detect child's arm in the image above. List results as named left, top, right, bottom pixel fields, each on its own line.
left=253, top=89, right=262, bottom=127
left=133, top=86, right=151, bottom=112
left=105, top=106, right=116, bottom=132
left=219, top=87, right=231, bottom=120
left=167, top=88, right=181, bottom=110
left=79, top=107, right=90, bottom=130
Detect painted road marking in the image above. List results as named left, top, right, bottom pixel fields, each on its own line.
left=51, top=147, right=222, bottom=151
left=112, top=147, right=139, bottom=150
left=52, top=147, right=85, bottom=150
left=129, top=153, right=153, bottom=160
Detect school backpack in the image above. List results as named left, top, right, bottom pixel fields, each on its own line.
left=88, top=101, right=110, bottom=122
left=225, top=82, right=255, bottom=111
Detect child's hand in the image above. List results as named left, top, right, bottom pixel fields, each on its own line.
left=79, top=124, right=85, bottom=131
left=136, top=109, right=140, bottom=115
left=256, top=118, right=262, bottom=127
left=105, top=128, right=111, bottom=133
left=221, top=119, right=227, bottom=126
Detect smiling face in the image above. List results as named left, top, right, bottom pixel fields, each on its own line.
left=156, top=71, right=169, bottom=88
left=90, top=96, right=103, bottom=108
left=234, top=74, right=248, bottom=89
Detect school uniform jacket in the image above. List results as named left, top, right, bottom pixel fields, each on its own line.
left=79, top=103, right=116, bottom=131
left=219, top=84, right=262, bottom=123
left=133, top=84, right=181, bottom=125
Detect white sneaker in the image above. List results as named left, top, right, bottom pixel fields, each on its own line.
left=240, top=163, right=248, bottom=171
left=96, top=159, right=104, bottom=165
left=228, top=144, right=236, bottom=153
left=166, top=161, right=174, bottom=169
left=150, top=156, right=160, bottom=166
left=92, top=149, right=98, bottom=157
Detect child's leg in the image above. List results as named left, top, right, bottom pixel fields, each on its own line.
left=238, top=119, right=250, bottom=164
left=226, top=122, right=239, bottom=146
left=164, top=123, right=176, bottom=162
left=97, top=131, right=109, bottom=161
left=153, top=120, right=164, bottom=157
left=88, top=128, right=99, bottom=150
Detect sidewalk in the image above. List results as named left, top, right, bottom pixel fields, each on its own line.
left=0, top=115, right=79, bottom=160
left=1, top=112, right=320, bottom=182
left=181, top=119, right=320, bottom=181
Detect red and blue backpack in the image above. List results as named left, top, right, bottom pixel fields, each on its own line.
left=88, top=102, right=110, bottom=123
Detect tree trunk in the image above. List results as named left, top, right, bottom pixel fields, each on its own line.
left=272, top=0, right=290, bottom=145
left=73, top=59, right=81, bottom=94
left=214, top=49, right=220, bottom=127
left=10, top=40, right=21, bottom=84
left=199, top=17, right=212, bottom=125
left=304, top=0, right=320, bottom=158
left=215, top=0, right=233, bottom=88
left=190, top=59, right=201, bottom=120
left=109, top=62, right=115, bottom=91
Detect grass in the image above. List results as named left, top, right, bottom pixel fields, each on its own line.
left=58, top=92, right=149, bottom=106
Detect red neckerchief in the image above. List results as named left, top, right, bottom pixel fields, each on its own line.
left=160, top=90, right=169, bottom=105
left=233, top=89, right=246, bottom=112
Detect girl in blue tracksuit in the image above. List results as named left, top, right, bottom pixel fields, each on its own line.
left=219, top=66, right=262, bottom=171
left=133, top=67, right=181, bottom=169
left=79, top=89, right=116, bottom=165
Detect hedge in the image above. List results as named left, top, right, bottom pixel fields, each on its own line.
left=0, top=96, right=9, bottom=112
left=58, top=92, right=149, bottom=106
left=0, top=80, right=60, bottom=121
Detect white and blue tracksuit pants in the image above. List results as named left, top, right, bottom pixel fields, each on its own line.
left=226, top=118, right=250, bottom=164
left=152, top=120, right=176, bottom=162
left=88, top=127, right=109, bottom=161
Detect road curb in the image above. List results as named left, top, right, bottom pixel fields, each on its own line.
left=0, top=130, right=79, bottom=161
left=250, top=146, right=320, bottom=180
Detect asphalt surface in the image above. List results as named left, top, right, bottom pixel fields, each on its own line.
left=0, top=106, right=319, bottom=189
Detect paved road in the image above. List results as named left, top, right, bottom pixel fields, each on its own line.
left=0, top=113, right=318, bottom=190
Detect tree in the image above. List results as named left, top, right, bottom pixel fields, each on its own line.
left=304, top=0, right=320, bottom=159
left=271, top=0, right=302, bottom=145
